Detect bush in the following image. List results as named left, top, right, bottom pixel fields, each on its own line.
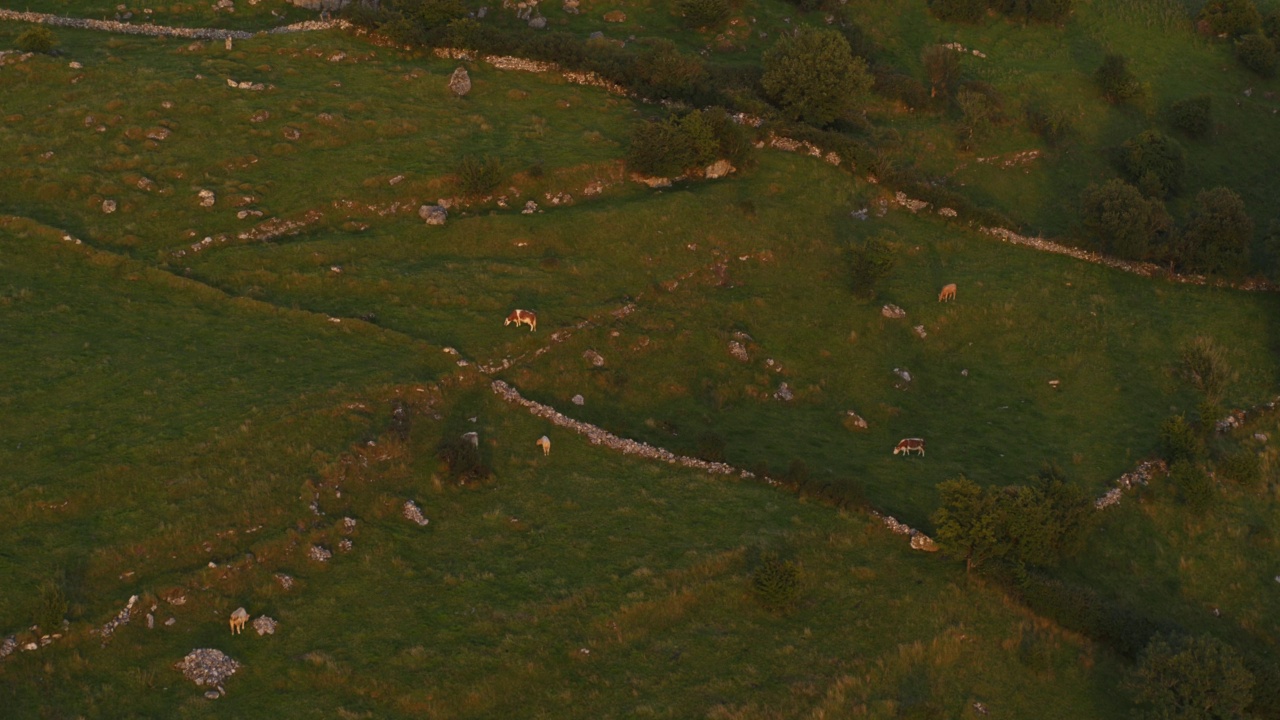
left=625, top=109, right=738, bottom=178
left=437, top=436, right=490, bottom=483
left=1026, top=102, right=1074, bottom=145
left=1129, top=634, right=1254, bottom=720
left=1169, top=95, right=1212, bottom=139
left=454, top=155, right=504, bottom=197
left=674, top=0, right=730, bottom=29
left=1197, top=0, right=1262, bottom=38
left=995, top=0, right=1073, bottom=23
left=1179, top=336, right=1235, bottom=403
left=34, top=579, right=68, bottom=630
left=874, top=70, right=930, bottom=110
left=1080, top=179, right=1172, bottom=260
left=1217, top=450, right=1262, bottom=487
left=848, top=235, right=897, bottom=298
left=928, top=0, right=987, bottom=23
left=751, top=555, right=801, bottom=612
left=1095, top=54, right=1142, bottom=104
left=632, top=39, right=708, bottom=100
left=956, top=83, right=1002, bottom=147
left=1160, top=414, right=1202, bottom=464
left=1236, top=33, right=1277, bottom=77
left=696, top=431, right=727, bottom=463
left=1170, top=460, right=1215, bottom=512
left=15, top=26, right=58, bottom=54
left=1264, top=10, right=1280, bottom=41
left=1179, top=187, right=1253, bottom=275
left=922, top=45, right=962, bottom=101
left=761, top=27, right=873, bottom=127
left=1120, top=130, right=1185, bottom=199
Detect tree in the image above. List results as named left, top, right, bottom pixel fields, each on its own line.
left=1170, top=95, right=1213, bottom=139
left=1179, top=336, right=1235, bottom=404
left=1197, top=0, right=1262, bottom=38
left=1180, top=187, right=1253, bottom=275
left=1080, top=179, right=1173, bottom=260
left=1236, top=33, right=1277, bottom=77
left=633, top=39, right=708, bottom=99
left=922, top=45, right=962, bottom=100
left=848, top=234, right=897, bottom=298
left=1095, top=54, right=1142, bottom=104
left=15, top=26, right=57, bottom=54
left=932, top=477, right=1003, bottom=574
left=761, top=27, right=873, bottom=127
left=1129, top=634, right=1254, bottom=720
left=1120, top=130, right=1186, bottom=199
left=927, top=0, right=987, bottom=23
left=1159, top=414, right=1203, bottom=464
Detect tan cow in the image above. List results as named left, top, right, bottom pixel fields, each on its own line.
left=505, top=309, right=537, bottom=332
left=938, top=283, right=957, bottom=302
left=230, top=607, right=249, bottom=635
left=536, top=435, right=551, bottom=456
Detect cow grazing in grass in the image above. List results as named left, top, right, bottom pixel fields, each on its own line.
left=938, top=283, right=957, bottom=302
left=230, top=607, right=249, bottom=635
left=893, top=438, right=925, bottom=456
left=537, top=435, right=551, bottom=456
left=505, top=309, right=537, bottom=332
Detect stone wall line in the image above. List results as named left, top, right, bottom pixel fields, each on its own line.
left=0, top=9, right=349, bottom=40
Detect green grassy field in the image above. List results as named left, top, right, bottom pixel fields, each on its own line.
left=4, top=1, right=1280, bottom=716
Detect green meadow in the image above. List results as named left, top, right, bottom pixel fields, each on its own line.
left=2, top=0, right=1280, bottom=716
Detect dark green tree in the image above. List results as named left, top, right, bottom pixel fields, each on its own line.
left=927, top=0, right=987, bottom=23
left=1129, top=634, right=1254, bottom=720
left=848, top=235, right=897, bottom=298
left=1120, top=130, right=1186, bottom=199
left=1198, top=0, right=1262, bottom=38
left=15, top=26, right=58, bottom=54
left=1236, top=33, right=1277, bottom=77
left=1170, top=96, right=1213, bottom=139
left=1180, top=187, right=1253, bottom=275
left=1080, top=179, right=1173, bottom=260
left=932, top=476, right=1004, bottom=574
left=761, top=27, right=873, bottom=127
left=1095, top=53, right=1142, bottom=104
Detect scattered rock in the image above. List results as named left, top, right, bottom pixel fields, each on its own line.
left=589, top=30, right=603, bottom=40
left=961, top=369, right=969, bottom=377
left=893, top=368, right=912, bottom=383
left=0, top=637, right=16, bottom=659
left=604, top=9, right=626, bottom=21
left=528, top=15, right=546, bottom=28
left=843, top=410, right=868, bottom=431
left=341, top=517, right=357, bottom=533
left=972, top=701, right=989, bottom=716
left=448, top=67, right=471, bottom=96
left=101, top=199, right=117, bottom=214
left=522, top=200, right=539, bottom=214
left=774, top=382, right=794, bottom=402
left=176, top=648, right=239, bottom=689
left=851, top=207, right=869, bottom=220
left=403, top=500, right=430, bottom=526
left=252, top=616, right=277, bottom=636
left=165, top=617, right=177, bottom=626
left=98, top=595, right=138, bottom=638
left=571, top=394, right=585, bottom=406
left=462, top=431, right=479, bottom=447
left=563, top=0, right=579, bottom=12
left=338, top=538, right=353, bottom=552
left=1254, top=433, right=1269, bottom=443
left=146, top=127, right=171, bottom=141
left=249, top=109, right=269, bottom=123
left=910, top=533, right=939, bottom=552
left=205, top=690, right=221, bottom=700
left=419, top=204, right=448, bottom=226
left=69, top=61, right=82, bottom=69
left=273, top=573, right=294, bottom=591
left=913, top=325, right=927, bottom=339
left=197, top=189, right=215, bottom=207
left=881, top=304, right=906, bottom=319
left=704, top=159, right=735, bottom=179
left=728, top=340, right=749, bottom=362
left=146, top=613, right=155, bottom=629
left=583, top=349, right=605, bottom=367
left=632, top=174, right=671, bottom=188
left=307, top=545, right=332, bottom=563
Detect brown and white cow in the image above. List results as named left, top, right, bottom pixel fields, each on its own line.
left=505, top=309, right=537, bottom=332
left=938, top=283, right=957, bottom=302
left=893, top=438, right=925, bottom=456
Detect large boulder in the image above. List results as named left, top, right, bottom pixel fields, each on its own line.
left=419, top=205, right=448, bottom=226
left=448, top=67, right=471, bottom=97
left=705, top=159, right=735, bottom=179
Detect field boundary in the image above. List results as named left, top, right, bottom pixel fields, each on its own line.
left=0, top=9, right=349, bottom=39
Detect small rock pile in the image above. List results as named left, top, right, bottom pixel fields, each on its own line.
left=274, top=573, right=295, bottom=591
left=1096, top=459, right=1167, bottom=509
left=403, top=500, right=430, bottom=526
left=448, top=67, right=471, bottom=96
left=0, top=636, right=16, bottom=660
left=98, top=595, right=138, bottom=638
left=175, top=648, right=239, bottom=689
left=419, top=204, right=447, bottom=225
left=728, top=340, right=749, bottom=362
left=307, top=545, right=332, bottom=562
left=252, top=616, right=277, bottom=636
left=881, top=304, right=906, bottom=319
left=583, top=349, right=605, bottom=367
left=873, top=512, right=938, bottom=552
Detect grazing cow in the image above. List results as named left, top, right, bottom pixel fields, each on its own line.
left=230, top=607, right=249, bottom=635
left=893, top=438, right=926, bottom=456
left=938, top=283, right=957, bottom=302
left=505, top=309, right=537, bottom=332
left=536, top=435, right=551, bottom=456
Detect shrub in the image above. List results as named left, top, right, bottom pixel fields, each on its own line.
left=1120, top=130, right=1185, bottom=199
left=750, top=555, right=801, bottom=612
left=1169, top=95, right=1212, bottom=139
left=1236, top=32, right=1277, bottom=77
left=997, top=474, right=1095, bottom=568
left=995, top=0, right=1072, bottom=23
left=1026, top=102, right=1074, bottom=145
left=1159, top=414, right=1202, bottom=463
left=406, top=0, right=468, bottom=30
left=1197, top=0, right=1262, bottom=38
left=956, top=83, right=1002, bottom=147
left=1080, top=179, right=1172, bottom=260
left=928, top=0, right=987, bottom=23
left=761, top=27, right=873, bottom=127
left=34, top=579, right=68, bottom=630
left=632, top=39, right=708, bottom=100
left=1179, top=336, right=1235, bottom=403
left=1179, top=187, right=1253, bottom=275
left=696, top=431, right=727, bottom=462
left=932, top=476, right=1004, bottom=574
left=1129, top=634, right=1254, bottom=720
left=848, top=235, right=897, bottom=298
left=453, top=155, right=504, bottom=197
left=1264, top=10, right=1280, bottom=40
left=699, top=107, right=753, bottom=168
left=1095, top=54, right=1142, bottom=104
left=16, top=26, right=58, bottom=54
left=1170, top=460, right=1215, bottom=512
left=874, top=71, right=930, bottom=110
left=922, top=45, right=962, bottom=101
left=674, top=0, right=730, bottom=29
left=437, top=436, right=490, bottom=483
left=627, top=118, right=693, bottom=177
left=1217, top=450, right=1262, bottom=487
